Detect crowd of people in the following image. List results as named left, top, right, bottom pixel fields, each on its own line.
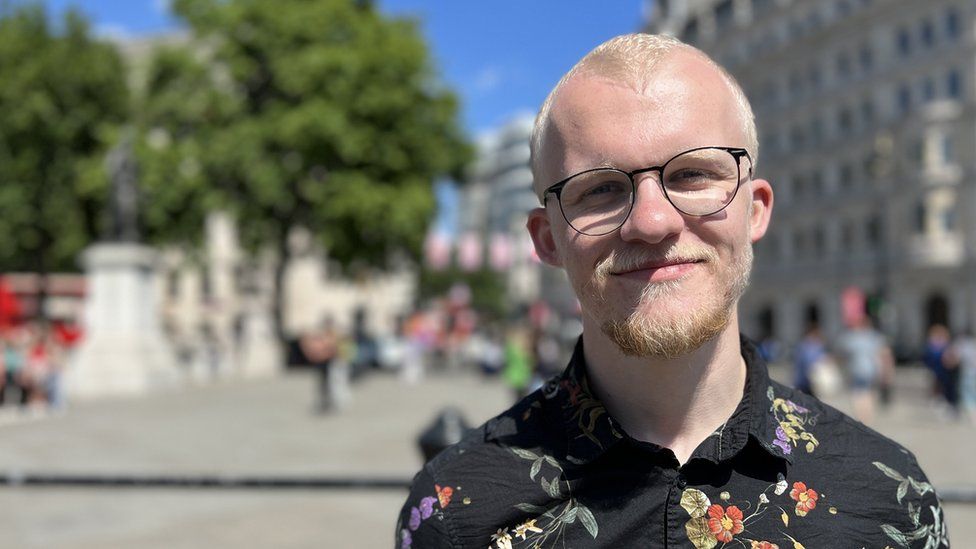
left=787, top=318, right=976, bottom=425
left=0, top=321, right=72, bottom=412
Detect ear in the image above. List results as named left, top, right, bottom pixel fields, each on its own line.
left=527, top=207, right=563, bottom=267
left=747, top=178, right=774, bottom=243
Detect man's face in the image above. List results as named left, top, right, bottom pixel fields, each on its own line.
left=528, top=50, right=773, bottom=358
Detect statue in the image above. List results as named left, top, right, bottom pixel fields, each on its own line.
left=105, top=130, right=140, bottom=243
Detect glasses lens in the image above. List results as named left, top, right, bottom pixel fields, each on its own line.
left=559, top=169, right=633, bottom=235
left=662, top=148, right=742, bottom=215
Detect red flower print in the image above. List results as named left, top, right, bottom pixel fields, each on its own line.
left=435, top=484, right=453, bottom=508
left=789, top=481, right=818, bottom=516
left=750, top=542, right=779, bottom=549
left=707, top=504, right=744, bottom=542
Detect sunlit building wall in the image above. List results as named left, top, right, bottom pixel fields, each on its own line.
left=646, top=0, right=976, bottom=352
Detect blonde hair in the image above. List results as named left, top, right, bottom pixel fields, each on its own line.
left=530, top=33, right=759, bottom=198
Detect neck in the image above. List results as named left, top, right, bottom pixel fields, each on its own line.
left=581, top=316, right=746, bottom=465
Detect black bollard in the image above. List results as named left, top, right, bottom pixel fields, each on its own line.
left=417, top=407, right=470, bottom=462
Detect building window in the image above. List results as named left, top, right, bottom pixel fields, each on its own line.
left=715, top=0, right=735, bottom=30
left=920, top=19, right=935, bottom=48
left=836, top=51, right=852, bottom=80
left=839, top=162, right=854, bottom=189
left=946, top=8, right=960, bottom=40
left=922, top=77, right=936, bottom=103
left=840, top=222, right=853, bottom=251
left=794, top=174, right=807, bottom=197
left=794, top=230, right=807, bottom=257
left=838, top=107, right=853, bottom=135
left=947, top=69, right=962, bottom=99
left=867, top=216, right=882, bottom=246
left=896, top=27, right=912, bottom=56
left=897, top=84, right=912, bottom=114
left=836, top=0, right=852, bottom=17
left=937, top=133, right=954, bottom=164
left=859, top=44, right=873, bottom=71
left=861, top=99, right=874, bottom=125
left=810, top=118, right=823, bottom=145
left=683, top=18, right=699, bottom=43
left=791, top=125, right=806, bottom=148
left=808, top=64, right=821, bottom=89
left=942, top=205, right=956, bottom=232
left=914, top=201, right=926, bottom=233
left=810, top=169, right=824, bottom=195
left=813, top=227, right=826, bottom=257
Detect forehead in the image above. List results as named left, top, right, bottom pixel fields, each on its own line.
left=538, top=51, right=745, bottom=187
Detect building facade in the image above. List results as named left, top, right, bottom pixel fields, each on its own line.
left=647, top=0, right=976, bottom=352
left=459, top=114, right=577, bottom=315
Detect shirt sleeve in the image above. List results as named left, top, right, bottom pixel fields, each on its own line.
left=895, top=457, right=950, bottom=549
left=395, top=466, right=457, bottom=549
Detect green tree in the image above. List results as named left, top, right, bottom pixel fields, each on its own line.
left=138, top=0, right=470, bottom=341
left=0, top=4, right=129, bottom=279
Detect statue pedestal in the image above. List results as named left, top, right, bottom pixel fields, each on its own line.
left=66, top=244, right=181, bottom=399
left=238, top=303, right=282, bottom=379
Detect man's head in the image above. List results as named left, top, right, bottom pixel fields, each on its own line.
left=526, top=34, right=773, bottom=359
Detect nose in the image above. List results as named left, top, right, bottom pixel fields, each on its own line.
left=617, top=175, right=685, bottom=244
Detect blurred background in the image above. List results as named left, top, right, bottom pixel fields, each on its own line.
left=0, top=0, right=974, bottom=547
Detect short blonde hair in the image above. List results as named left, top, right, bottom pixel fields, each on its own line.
left=530, top=33, right=759, bottom=198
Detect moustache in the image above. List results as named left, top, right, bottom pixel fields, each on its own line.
left=593, top=245, right=719, bottom=280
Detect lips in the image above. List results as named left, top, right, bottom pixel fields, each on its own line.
left=611, top=258, right=704, bottom=276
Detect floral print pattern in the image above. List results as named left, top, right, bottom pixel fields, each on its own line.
left=789, top=482, right=818, bottom=517
left=767, top=387, right=820, bottom=456
left=399, top=484, right=459, bottom=549
left=495, top=447, right=599, bottom=547
left=873, top=462, right=948, bottom=549
left=680, top=474, right=829, bottom=549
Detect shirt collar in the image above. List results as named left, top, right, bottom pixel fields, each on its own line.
left=547, top=335, right=791, bottom=466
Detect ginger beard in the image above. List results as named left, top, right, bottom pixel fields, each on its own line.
left=580, top=241, right=753, bottom=359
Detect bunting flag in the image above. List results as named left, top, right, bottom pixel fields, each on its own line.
left=458, top=232, right=483, bottom=272
left=489, top=233, right=512, bottom=271
left=424, top=232, right=452, bottom=271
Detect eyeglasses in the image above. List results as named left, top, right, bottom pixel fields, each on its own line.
left=543, top=146, right=753, bottom=236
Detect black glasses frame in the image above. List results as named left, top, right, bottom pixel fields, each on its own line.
left=543, top=146, right=753, bottom=236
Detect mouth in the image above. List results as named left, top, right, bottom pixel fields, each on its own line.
left=610, top=258, right=705, bottom=282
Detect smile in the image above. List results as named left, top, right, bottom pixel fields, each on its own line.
left=610, top=259, right=704, bottom=283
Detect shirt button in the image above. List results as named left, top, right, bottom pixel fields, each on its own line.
left=676, top=475, right=687, bottom=489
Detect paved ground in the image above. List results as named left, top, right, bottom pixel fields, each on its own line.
left=0, top=363, right=972, bottom=548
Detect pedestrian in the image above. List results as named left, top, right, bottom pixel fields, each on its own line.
left=944, top=329, right=974, bottom=421
left=300, top=318, right=339, bottom=413
left=792, top=322, right=827, bottom=397
left=923, top=324, right=953, bottom=413
left=398, top=34, right=945, bottom=548
left=836, top=316, right=891, bottom=425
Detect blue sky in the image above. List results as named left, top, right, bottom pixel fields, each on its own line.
left=43, top=0, right=650, bottom=134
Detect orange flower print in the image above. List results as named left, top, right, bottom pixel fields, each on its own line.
left=750, top=542, right=779, bottom=549
left=706, top=504, right=744, bottom=543
left=789, top=481, right=818, bottom=516
left=435, top=484, right=453, bottom=508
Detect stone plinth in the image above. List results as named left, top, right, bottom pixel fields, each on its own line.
left=66, top=244, right=181, bottom=399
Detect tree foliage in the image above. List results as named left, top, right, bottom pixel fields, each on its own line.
left=139, top=0, right=471, bottom=267
left=0, top=4, right=129, bottom=272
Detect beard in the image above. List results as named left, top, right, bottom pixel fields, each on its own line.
left=581, top=242, right=753, bottom=359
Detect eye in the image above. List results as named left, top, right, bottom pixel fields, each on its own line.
left=581, top=180, right=627, bottom=198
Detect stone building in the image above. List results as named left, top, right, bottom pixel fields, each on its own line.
left=646, top=0, right=975, bottom=352
left=459, top=114, right=577, bottom=315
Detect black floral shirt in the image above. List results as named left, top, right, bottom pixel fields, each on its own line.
left=397, top=336, right=948, bottom=549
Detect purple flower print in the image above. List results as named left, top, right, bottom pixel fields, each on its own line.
left=401, top=528, right=412, bottom=549
left=420, top=496, right=437, bottom=519
left=409, top=506, right=421, bottom=531
left=772, top=426, right=792, bottom=455
left=786, top=400, right=809, bottom=414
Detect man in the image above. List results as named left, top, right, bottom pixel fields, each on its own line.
left=397, top=34, right=947, bottom=548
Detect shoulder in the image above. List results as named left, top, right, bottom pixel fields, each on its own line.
left=765, top=381, right=948, bottom=548
left=397, top=386, right=565, bottom=548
